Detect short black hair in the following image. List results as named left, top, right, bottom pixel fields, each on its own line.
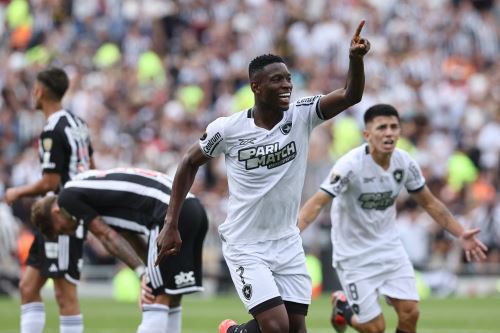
left=248, top=54, right=285, bottom=80
left=31, top=195, right=57, bottom=238
left=364, top=104, right=400, bottom=124
left=36, top=67, right=69, bottom=100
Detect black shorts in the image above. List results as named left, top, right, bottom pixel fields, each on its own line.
left=26, top=228, right=84, bottom=284
left=147, top=198, right=208, bottom=295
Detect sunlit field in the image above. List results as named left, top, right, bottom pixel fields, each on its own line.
left=1, top=293, right=499, bottom=333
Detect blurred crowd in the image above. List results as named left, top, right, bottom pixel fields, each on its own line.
left=0, top=0, right=499, bottom=295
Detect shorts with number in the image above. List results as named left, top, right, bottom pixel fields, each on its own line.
left=26, top=229, right=84, bottom=284
left=336, top=258, right=419, bottom=324
left=147, top=198, right=208, bottom=295
left=222, top=233, right=312, bottom=312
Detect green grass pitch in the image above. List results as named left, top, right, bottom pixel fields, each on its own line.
left=0, top=293, right=499, bottom=332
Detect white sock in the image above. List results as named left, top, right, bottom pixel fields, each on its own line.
left=167, top=306, right=182, bottom=333
left=60, top=314, right=83, bottom=333
left=137, top=304, right=169, bottom=333
left=21, top=302, right=45, bottom=333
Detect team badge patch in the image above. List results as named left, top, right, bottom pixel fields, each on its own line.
left=242, top=284, right=253, bottom=300
left=280, top=121, right=292, bottom=135
left=330, top=173, right=341, bottom=184
left=42, top=138, right=53, bottom=151
left=393, top=169, right=403, bottom=183
left=236, top=266, right=252, bottom=300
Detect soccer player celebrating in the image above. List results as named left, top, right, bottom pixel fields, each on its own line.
left=31, top=168, right=208, bottom=333
left=298, top=104, right=488, bottom=333
left=156, top=21, right=370, bottom=333
left=5, top=67, right=94, bottom=333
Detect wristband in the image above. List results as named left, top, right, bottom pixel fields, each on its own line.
left=134, top=265, right=146, bottom=279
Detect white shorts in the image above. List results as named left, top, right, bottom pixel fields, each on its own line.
left=222, top=233, right=312, bottom=311
left=336, top=258, right=419, bottom=324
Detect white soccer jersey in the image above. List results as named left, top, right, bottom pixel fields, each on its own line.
left=200, top=95, right=325, bottom=244
left=320, top=144, right=426, bottom=269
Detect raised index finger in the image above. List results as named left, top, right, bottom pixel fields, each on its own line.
left=353, top=20, right=365, bottom=39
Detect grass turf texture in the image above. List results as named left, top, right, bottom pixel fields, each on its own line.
left=0, top=294, right=498, bottom=332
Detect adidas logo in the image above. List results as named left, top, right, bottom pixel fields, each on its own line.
left=48, top=263, right=58, bottom=272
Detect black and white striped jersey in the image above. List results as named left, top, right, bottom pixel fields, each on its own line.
left=58, top=168, right=195, bottom=235
left=39, top=109, right=93, bottom=187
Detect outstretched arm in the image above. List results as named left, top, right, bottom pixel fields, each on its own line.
left=88, top=216, right=146, bottom=273
left=5, top=173, right=61, bottom=204
left=412, top=186, right=488, bottom=262
left=319, top=20, right=370, bottom=120
left=155, top=143, right=211, bottom=264
left=298, top=191, right=333, bottom=232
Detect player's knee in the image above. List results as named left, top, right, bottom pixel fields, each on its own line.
left=19, top=278, right=40, bottom=301
left=399, top=305, right=420, bottom=326
left=259, top=317, right=289, bottom=333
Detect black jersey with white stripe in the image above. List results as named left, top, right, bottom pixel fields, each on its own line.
left=39, top=110, right=93, bottom=187
left=57, top=168, right=195, bottom=235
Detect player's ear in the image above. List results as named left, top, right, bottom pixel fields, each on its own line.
left=250, top=81, right=260, bottom=94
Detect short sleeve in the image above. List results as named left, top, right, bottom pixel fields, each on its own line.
left=199, top=117, right=227, bottom=157
left=39, top=130, right=67, bottom=174
left=405, top=158, right=426, bottom=193
left=319, top=159, right=354, bottom=197
left=294, top=95, right=325, bottom=131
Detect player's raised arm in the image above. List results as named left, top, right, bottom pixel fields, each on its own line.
left=155, top=143, right=211, bottom=265
left=319, top=20, right=370, bottom=120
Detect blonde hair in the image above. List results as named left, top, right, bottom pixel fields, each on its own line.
left=31, top=195, right=57, bottom=238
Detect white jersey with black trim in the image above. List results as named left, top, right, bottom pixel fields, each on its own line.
left=200, top=95, right=325, bottom=244
left=320, top=144, right=426, bottom=269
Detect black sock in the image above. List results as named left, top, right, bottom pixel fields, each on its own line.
left=336, top=301, right=354, bottom=325
left=395, top=329, right=409, bottom=333
left=228, top=319, right=261, bottom=333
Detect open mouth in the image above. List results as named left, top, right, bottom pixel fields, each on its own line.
left=278, top=92, right=291, bottom=103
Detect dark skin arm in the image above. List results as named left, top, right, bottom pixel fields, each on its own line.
left=119, top=230, right=148, bottom=263
left=319, top=20, right=370, bottom=120
left=156, top=143, right=210, bottom=264
left=5, top=173, right=60, bottom=205
left=88, top=216, right=145, bottom=270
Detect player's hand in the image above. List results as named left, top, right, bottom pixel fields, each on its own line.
left=459, top=228, right=488, bottom=262
left=155, top=223, right=182, bottom=266
left=349, top=20, right=370, bottom=58
left=139, top=274, right=155, bottom=309
left=4, top=188, right=19, bottom=205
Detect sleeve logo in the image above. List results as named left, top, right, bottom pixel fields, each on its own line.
left=202, top=132, right=222, bottom=155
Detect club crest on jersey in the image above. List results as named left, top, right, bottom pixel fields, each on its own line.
left=280, top=121, right=292, bottom=135
left=238, top=141, right=297, bottom=170
left=393, top=169, right=404, bottom=183
left=296, top=95, right=320, bottom=106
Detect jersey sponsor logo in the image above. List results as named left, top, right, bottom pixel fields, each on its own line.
left=296, top=95, right=320, bottom=106
left=67, top=127, right=90, bottom=141
left=202, top=132, right=223, bottom=155
left=279, top=121, right=292, bottom=135
left=238, top=141, right=297, bottom=170
left=408, top=162, right=420, bottom=180
left=358, top=191, right=395, bottom=210
left=42, top=138, right=53, bottom=151
left=331, top=171, right=352, bottom=193
left=200, top=132, right=207, bottom=140
left=393, top=169, right=404, bottom=183
left=363, top=177, right=376, bottom=183
left=238, top=138, right=256, bottom=145
left=174, top=271, right=195, bottom=288
left=44, top=242, right=59, bottom=259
